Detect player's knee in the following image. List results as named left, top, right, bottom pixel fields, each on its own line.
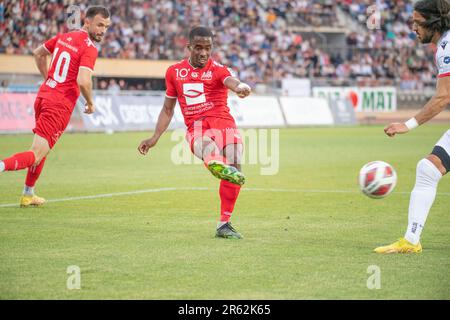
left=202, top=141, right=220, bottom=157
left=30, top=146, right=48, bottom=164
left=415, top=158, right=443, bottom=186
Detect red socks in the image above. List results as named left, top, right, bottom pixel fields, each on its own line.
left=2, top=151, right=36, bottom=171
left=219, top=180, right=241, bottom=222
left=25, top=157, right=46, bottom=187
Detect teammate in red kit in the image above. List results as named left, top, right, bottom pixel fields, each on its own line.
left=0, top=6, right=111, bottom=207
left=138, top=26, right=251, bottom=239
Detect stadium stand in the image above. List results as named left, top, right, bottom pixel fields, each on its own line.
left=0, top=0, right=438, bottom=91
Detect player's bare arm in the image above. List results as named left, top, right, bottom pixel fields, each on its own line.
left=77, top=68, right=95, bottom=114
left=138, top=97, right=177, bottom=155
left=385, top=76, right=450, bottom=137
left=33, top=45, right=51, bottom=79
left=224, top=77, right=251, bottom=98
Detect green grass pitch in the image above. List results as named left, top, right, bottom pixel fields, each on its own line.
left=0, top=125, right=449, bottom=299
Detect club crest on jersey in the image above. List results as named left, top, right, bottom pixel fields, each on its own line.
left=201, top=71, right=213, bottom=80
left=444, top=56, right=450, bottom=64
left=84, top=38, right=94, bottom=47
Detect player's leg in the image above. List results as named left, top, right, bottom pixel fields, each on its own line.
left=223, top=142, right=243, bottom=172
left=0, top=134, right=49, bottom=173
left=21, top=98, right=71, bottom=207
left=215, top=143, right=244, bottom=239
left=375, top=131, right=449, bottom=253
left=192, top=135, right=245, bottom=186
left=0, top=150, right=36, bottom=173
left=403, top=154, right=446, bottom=245
left=0, top=134, right=49, bottom=207
left=192, top=135, right=224, bottom=164
left=20, top=135, right=50, bottom=207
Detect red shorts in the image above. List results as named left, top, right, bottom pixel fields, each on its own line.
left=33, top=97, right=72, bottom=149
left=186, top=116, right=242, bottom=153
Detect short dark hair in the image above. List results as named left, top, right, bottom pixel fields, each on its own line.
left=414, top=0, right=450, bottom=34
left=189, top=26, right=214, bottom=41
left=86, top=6, right=110, bottom=19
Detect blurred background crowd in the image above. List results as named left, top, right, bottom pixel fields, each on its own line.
left=0, top=0, right=435, bottom=91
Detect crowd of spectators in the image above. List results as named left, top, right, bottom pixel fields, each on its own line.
left=340, top=0, right=435, bottom=89
left=0, top=0, right=438, bottom=91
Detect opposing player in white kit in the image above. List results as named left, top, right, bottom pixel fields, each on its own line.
left=375, top=0, right=450, bottom=253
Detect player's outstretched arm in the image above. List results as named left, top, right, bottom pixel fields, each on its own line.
left=33, top=45, right=51, bottom=79
left=138, top=97, right=177, bottom=155
left=224, top=77, right=251, bottom=98
left=385, top=76, right=450, bottom=137
left=77, top=68, right=95, bottom=114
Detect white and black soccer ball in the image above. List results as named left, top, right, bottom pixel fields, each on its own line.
left=359, top=161, right=397, bottom=199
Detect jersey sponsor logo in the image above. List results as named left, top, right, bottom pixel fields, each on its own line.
left=201, top=71, right=213, bottom=80
left=67, top=37, right=72, bottom=42
left=183, top=83, right=206, bottom=105
left=191, top=72, right=199, bottom=78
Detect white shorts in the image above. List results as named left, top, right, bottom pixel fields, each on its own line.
left=435, top=130, right=450, bottom=155
left=433, top=130, right=450, bottom=172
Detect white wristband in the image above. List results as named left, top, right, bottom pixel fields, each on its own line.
left=405, top=117, right=419, bottom=130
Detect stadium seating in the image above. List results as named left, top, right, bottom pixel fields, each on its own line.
left=0, top=0, right=435, bottom=91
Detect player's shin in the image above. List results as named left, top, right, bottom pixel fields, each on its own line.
left=404, top=158, right=442, bottom=245
left=219, top=180, right=241, bottom=223
left=1, top=151, right=36, bottom=172
left=24, top=157, right=47, bottom=195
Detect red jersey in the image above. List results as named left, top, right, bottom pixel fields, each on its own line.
left=165, top=58, right=235, bottom=128
left=37, top=30, right=98, bottom=108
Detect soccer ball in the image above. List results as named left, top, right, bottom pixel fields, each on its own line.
left=358, top=161, right=397, bottom=199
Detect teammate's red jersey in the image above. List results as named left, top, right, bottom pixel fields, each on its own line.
left=37, top=29, right=98, bottom=108
left=165, top=58, right=235, bottom=128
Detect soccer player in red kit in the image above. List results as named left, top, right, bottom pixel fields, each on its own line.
left=0, top=6, right=111, bottom=207
left=138, top=27, right=251, bottom=239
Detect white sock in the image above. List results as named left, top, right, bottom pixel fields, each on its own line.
left=404, top=159, right=442, bottom=245
left=0, top=161, right=5, bottom=172
left=23, top=185, right=34, bottom=196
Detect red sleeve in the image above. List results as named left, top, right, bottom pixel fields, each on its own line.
left=217, top=65, right=235, bottom=84
left=80, top=46, right=98, bottom=72
left=43, top=34, right=59, bottom=54
left=165, top=67, right=177, bottom=98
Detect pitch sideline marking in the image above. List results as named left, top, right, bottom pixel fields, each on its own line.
left=0, top=187, right=449, bottom=208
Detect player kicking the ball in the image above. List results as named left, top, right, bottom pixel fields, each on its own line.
left=138, top=26, right=251, bottom=239
left=375, top=0, right=450, bottom=254
left=0, top=6, right=110, bottom=207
